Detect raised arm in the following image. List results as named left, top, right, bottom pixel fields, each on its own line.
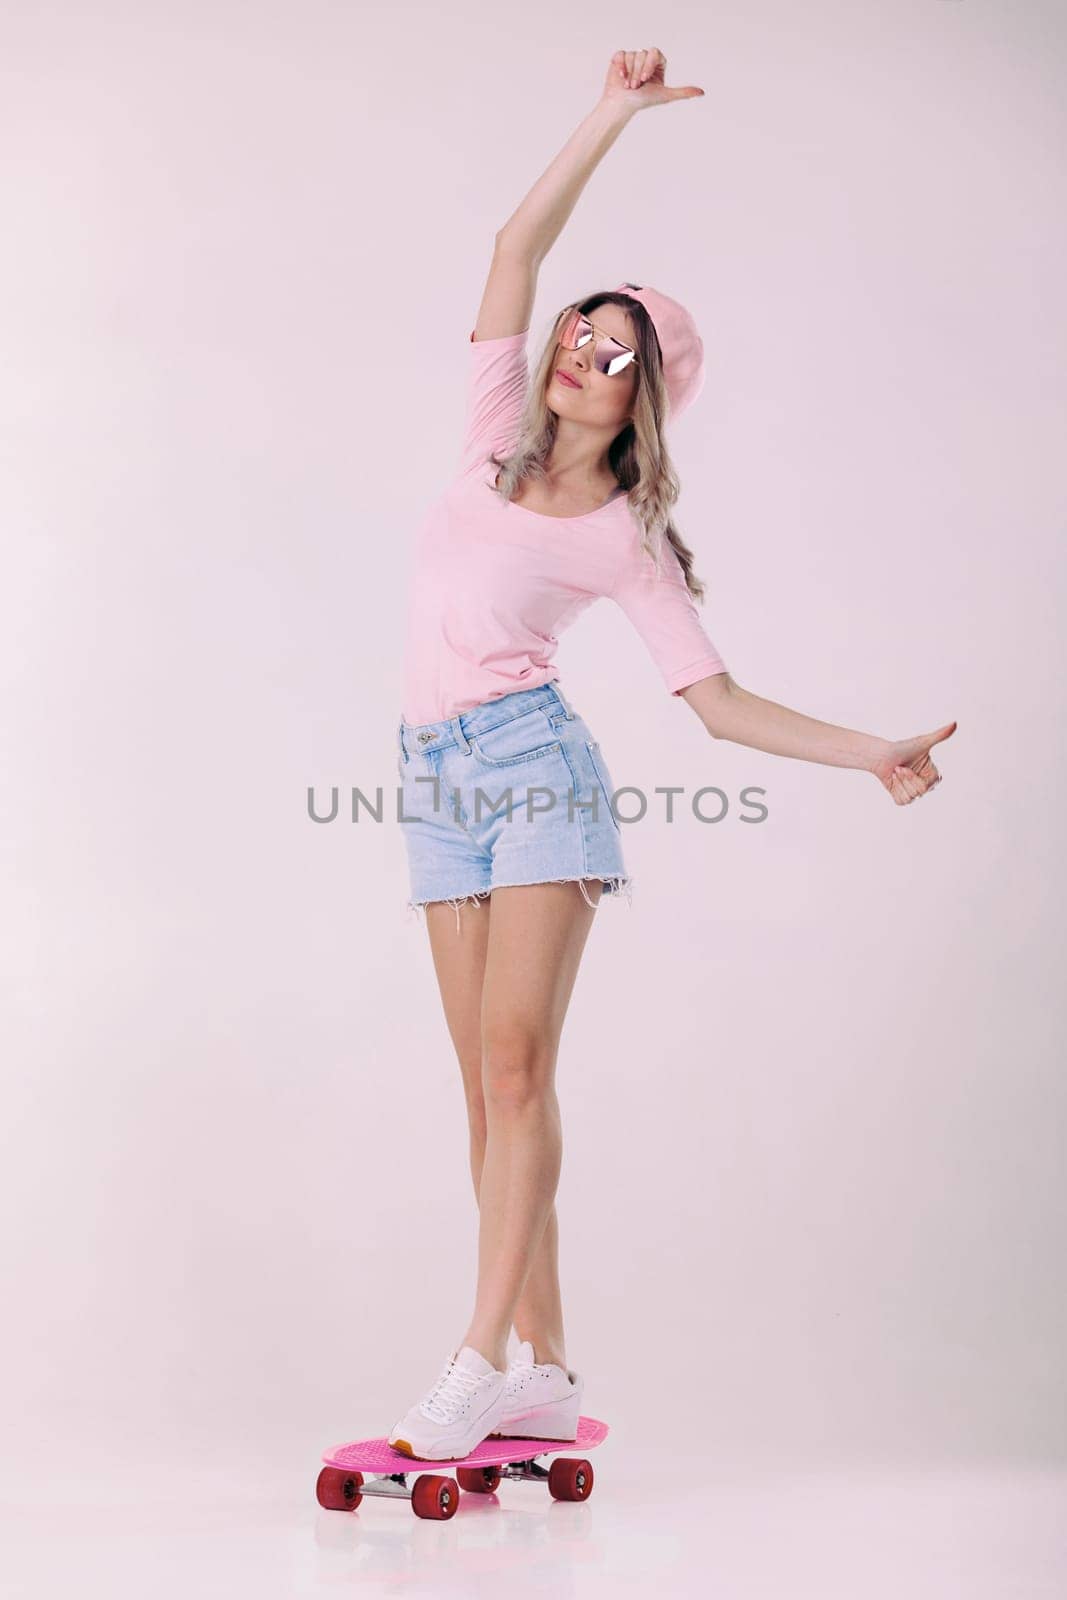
left=471, top=49, right=705, bottom=342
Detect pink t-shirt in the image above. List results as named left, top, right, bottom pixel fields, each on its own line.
left=399, top=326, right=728, bottom=725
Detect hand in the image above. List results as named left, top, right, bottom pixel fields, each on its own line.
left=599, top=48, right=704, bottom=116
left=872, top=721, right=958, bottom=806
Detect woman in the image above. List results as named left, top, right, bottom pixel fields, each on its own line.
left=388, top=47, right=956, bottom=1462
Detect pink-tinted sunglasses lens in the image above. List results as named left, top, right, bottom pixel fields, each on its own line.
left=561, top=312, right=635, bottom=377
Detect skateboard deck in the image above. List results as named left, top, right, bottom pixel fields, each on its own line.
left=317, top=1414, right=608, bottom=1520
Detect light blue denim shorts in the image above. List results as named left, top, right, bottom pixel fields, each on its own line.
left=396, top=680, right=633, bottom=930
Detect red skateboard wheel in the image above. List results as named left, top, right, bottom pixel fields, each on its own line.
left=457, top=1465, right=502, bottom=1494
left=316, top=1466, right=364, bottom=1511
left=412, top=1473, right=459, bottom=1520
left=548, top=1457, right=594, bottom=1501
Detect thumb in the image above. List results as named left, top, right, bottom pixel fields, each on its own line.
left=663, top=86, right=705, bottom=101
left=927, top=720, right=958, bottom=747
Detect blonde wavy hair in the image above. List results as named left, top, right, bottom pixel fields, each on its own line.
left=488, top=289, right=708, bottom=603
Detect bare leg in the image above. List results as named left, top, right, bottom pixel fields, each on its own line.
left=426, top=894, right=556, bottom=1352
left=462, top=880, right=601, bottom=1370
left=423, top=879, right=602, bottom=1371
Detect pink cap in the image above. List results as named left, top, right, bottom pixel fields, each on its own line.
left=612, top=282, right=706, bottom=425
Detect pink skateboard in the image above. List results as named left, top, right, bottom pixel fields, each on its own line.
left=317, top=1414, right=609, bottom=1521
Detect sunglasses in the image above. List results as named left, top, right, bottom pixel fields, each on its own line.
left=559, top=310, right=639, bottom=378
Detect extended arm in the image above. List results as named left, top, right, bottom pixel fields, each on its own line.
left=472, top=50, right=702, bottom=340
left=495, top=100, right=633, bottom=268
left=680, top=674, right=956, bottom=805
left=470, top=100, right=629, bottom=344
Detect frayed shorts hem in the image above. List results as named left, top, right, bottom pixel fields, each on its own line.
left=405, top=873, right=634, bottom=933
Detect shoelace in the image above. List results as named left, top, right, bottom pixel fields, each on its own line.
left=506, top=1354, right=538, bottom=1397
left=419, top=1361, right=484, bottom=1425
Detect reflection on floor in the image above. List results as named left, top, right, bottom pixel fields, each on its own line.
left=3, top=1445, right=1065, bottom=1599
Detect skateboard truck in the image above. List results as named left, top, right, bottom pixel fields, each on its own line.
left=358, top=1452, right=566, bottom=1495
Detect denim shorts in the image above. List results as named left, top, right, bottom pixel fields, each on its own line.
left=396, top=680, right=633, bottom=931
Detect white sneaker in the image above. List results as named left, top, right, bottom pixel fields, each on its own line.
left=388, top=1345, right=508, bottom=1461
left=489, top=1339, right=583, bottom=1440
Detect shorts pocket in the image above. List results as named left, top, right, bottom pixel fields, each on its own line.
left=585, top=740, right=621, bottom=832
left=470, top=707, right=563, bottom=768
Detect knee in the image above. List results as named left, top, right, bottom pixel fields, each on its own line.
left=481, top=1029, right=555, bottom=1111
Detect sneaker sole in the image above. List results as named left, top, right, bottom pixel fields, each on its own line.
left=488, top=1429, right=579, bottom=1441
left=488, top=1409, right=580, bottom=1442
